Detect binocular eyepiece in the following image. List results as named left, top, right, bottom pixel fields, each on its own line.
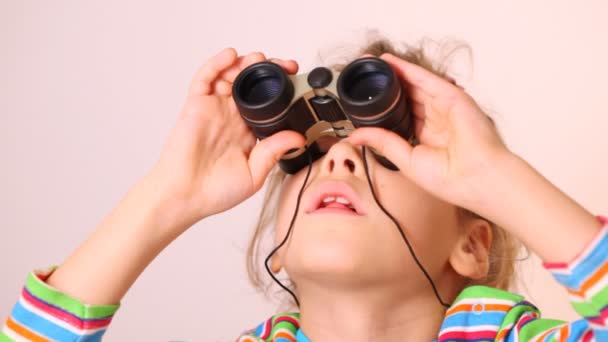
left=232, top=57, right=414, bottom=174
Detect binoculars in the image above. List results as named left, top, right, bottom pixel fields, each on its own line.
left=232, top=57, right=415, bottom=174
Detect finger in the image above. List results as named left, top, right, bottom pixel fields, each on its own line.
left=223, top=51, right=266, bottom=84
left=214, top=80, right=232, bottom=96
left=446, top=75, right=464, bottom=89
left=218, top=58, right=245, bottom=84
left=220, top=56, right=297, bottom=86
left=414, top=116, right=425, bottom=139
left=412, top=116, right=449, bottom=147
left=189, top=47, right=238, bottom=96
left=407, top=86, right=431, bottom=106
left=381, top=53, right=459, bottom=99
left=347, top=127, right=413, bottom=175
left=220, top=52, right=268, bottom=83
left=411, top=102, right=427, bottom=120
left=218, top=56, right=298, bottom=96
left=268, top=58, right=299, bottom=75
left=248, top=130, right=307, bottom=191
left=243, top=131, right=257, bottom=152
left=238, top=51, right=267, bottom=71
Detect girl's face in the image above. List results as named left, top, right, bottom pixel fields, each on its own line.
left=274, top=137, right=466, bottom=295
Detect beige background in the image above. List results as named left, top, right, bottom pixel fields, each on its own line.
left=1, top=1, right=607, bottom=341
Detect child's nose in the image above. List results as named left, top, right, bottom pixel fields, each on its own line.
left=319, top=139, right=365, bottom=177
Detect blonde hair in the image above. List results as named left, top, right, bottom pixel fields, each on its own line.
left=246, top=34, right=523, bottom=308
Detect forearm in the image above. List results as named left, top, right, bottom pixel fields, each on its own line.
left=475, top=152, right=603, bottom=263
left=47, top=171, right=189, bottom=305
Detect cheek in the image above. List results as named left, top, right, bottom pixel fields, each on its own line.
left=371, top=175, right=460, bottom=264
left=272, top=168, right=461, bottom=279
left=274, top=174, right=305, bottom=243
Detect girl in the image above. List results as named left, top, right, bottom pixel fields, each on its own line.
left=1, top=38, right=606, bottom=342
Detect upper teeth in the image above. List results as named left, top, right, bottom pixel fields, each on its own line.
left=322, top=196, right=352, bottom=206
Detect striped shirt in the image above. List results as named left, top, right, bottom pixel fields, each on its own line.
left=2, top=217, right=607, bottom=341
left=239, top=216, right=608, bottom=341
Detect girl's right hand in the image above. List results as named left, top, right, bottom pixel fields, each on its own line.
left=150, top=48, right=306, bottom=230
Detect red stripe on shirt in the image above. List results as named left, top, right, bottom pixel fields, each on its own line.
left=21, top=288, right=112, bottom=330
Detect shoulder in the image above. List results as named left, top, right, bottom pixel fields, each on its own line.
left=438, top=285, right=547, bottom=341
left=236, top=312, right=300, bottom=342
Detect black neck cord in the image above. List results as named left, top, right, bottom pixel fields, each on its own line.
left=263, top=148, right=313, bottom=308
left=264, top=145, right=451, bottom=309
left=360, top=146, right=451, bottom=308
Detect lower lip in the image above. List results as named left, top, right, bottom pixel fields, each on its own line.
left=309, top=207, right=361, bottom=216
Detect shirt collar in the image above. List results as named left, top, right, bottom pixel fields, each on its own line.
left=293, top=285, right=526, bottom=342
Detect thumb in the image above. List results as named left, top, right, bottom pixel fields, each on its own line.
left=348, top=127, right=414, bottom=174
left=248, top=130, right=307, bottom=190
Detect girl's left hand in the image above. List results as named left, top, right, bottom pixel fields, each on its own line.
left=348, top=53, right=514, bottom=212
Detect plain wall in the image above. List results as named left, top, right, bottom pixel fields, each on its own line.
left=1, top=1, right=607, bottom=340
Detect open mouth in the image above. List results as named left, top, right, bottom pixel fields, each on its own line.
left=305, top=180, right=367, bottom=216
left=316, top=195, right=358, bottom=213
left=309, top=193, right=364, bottom=216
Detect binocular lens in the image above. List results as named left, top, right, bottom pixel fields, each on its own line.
left=341, top=68, right=390, bottom=102
left=337, top=58, right=401, bottom=119
left=238, top=69, right=283, bottom=105
left=233, top=62, right=295, bottom=123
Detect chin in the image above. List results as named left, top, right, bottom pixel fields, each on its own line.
left=285, top=240, right=369, bottom=279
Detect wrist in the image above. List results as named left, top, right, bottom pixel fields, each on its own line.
left=464, top=149, right=523, bottom=219
left=135, top=170, right=201, bottom=240
left=467, top=151, right=601, bottom=262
